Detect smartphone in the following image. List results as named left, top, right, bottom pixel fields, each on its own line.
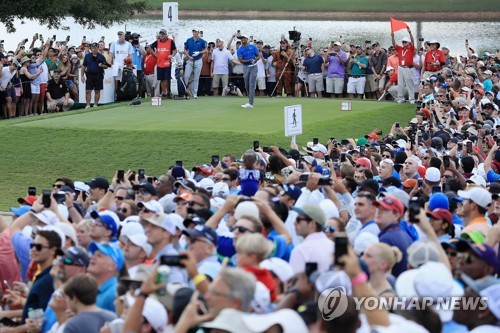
left=466, top=141, right=472, bottom=154
left=0, top=317, right=17, bottom=327
left=211, top=155, right=220, bottom=167
left=395, top=122, right=400, bottom=128
left=443, top=156, right=450, bottom=168
left=160, top=254, right=187, bottom=267
left=28, top=186, right=36, bottom=196
left=360, top=146, right=366, bottom=154
left=409, top=199, right=420, bottom=223
left=432, top=186, right=442, bottom=194
left=53, top=193, right=66, bottom=204
left=42, top=190, right=51, bottom=208
left=457, top=142, right=463, bottom=150
left=138, top=169, right=145, bottom=181
left=147, top=176, right=154, bottom=184
left=313, top=138, right=319, bottom=145
left=418, top=37, right=424, bottom=41
left=175, top=160, right=183, bottom=167
left=253, top=140, right=260, bottom=152
left=341, top=139, right=349, bottom=146
left=66, top=35, right=70, bottom=41
left=52, top=35, right=56, bottom=41
left=418, top=178, right=423, bottom=187
left=101, top=36, right=105, bottom=41
left=334, top=235, right=348, bottom=266
left=324, top=155, right=331, bottom=162
left=304, top=262, right=318, bottom=278
left=340, top=153, right=346, bottom=162
left=117, top=170, right=125, bottom=183
left=330, top=137, right=335, bottom=142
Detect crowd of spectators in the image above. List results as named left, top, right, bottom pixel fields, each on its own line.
left=1, top=91, right=500, bottom=332
left=0, top=28, right=499, bottom=115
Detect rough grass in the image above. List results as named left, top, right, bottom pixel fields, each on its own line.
left=0, top=97, right=414, bottom=209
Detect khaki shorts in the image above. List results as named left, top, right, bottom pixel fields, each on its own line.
left=378, top=75, right=387, bottom=90
left=364, top=74, right=377, bottom=93
left=257, top=77, right=266, bottom=90
left=307, top=74, right=324, bottom=92
left=212, top=74, right=229, bottom=88
left=326, top=77, right=344, bottom=94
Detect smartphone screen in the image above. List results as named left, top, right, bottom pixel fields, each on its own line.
left=313, top=138, right=319, bottom=145
left=138, top=169, right=145, bottom=181
left=28, top=186, right=36, bottom=196
left=409, top=199, right=420, bottom=223
left=340, top=153, right=346, bottom=162
left=305, top=262, right=318, bottom=278
left=466, top=142, right=472, bottom=154
left=395, top=122, right=400, bottom=128
left=117, top=170, right=125, bottom=183
left=334, top=235, right=348, bottom=266
left=443, top=156, right=450, bottom=168
left=42, top=190, right=51, bottom=208
left=253, top=141, right=260, bottom=151
left=211, top=155, right=220, bottom=167
left=324, top=155, right=331, bottom=162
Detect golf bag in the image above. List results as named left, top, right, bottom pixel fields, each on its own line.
left=170, top=62, right=188, bottom=99
left=117, top=67, right=138, bottom=102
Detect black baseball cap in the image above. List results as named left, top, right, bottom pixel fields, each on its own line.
left=182, top=225, right=218, bottom=246
left=87, top=177, right=109, bottom=189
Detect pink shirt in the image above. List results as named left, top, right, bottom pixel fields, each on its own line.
left=0, top=229, right=21, bottom=292
left=461, top=217, right=490, bottom=236
left=290, top=232, right=334, bottom=274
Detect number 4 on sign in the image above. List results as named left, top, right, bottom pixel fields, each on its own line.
left=163, top=2, right=179, bottom=26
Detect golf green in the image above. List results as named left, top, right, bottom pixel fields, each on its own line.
left=0, top=97, right=414, bottom=209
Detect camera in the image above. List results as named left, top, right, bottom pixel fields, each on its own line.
left=160, top=254, right=187, bottom=267
left=288, top=28, right=301, bottom=42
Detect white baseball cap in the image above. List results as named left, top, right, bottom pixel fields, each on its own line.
left=121, top=234, right=152, bottom=257
left=458, top=187, right=492, bottom=209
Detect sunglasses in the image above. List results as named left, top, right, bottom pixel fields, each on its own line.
left=323, top=226, right=336, bottom=233
left=296, top=216, right=312, bottom=223
left=115, top=196, right=125, bottom=201
left=30, top=243, right=50, bottom=251
left=221, top=177, right=231, bottom=182
left=59, top=257, right=82, bottom=267
left=382, top=155, right=392, bottom=158
left=280, top=42, right=286, bottom=44
left=376, top=195, right=396, bottom=205
left=357, top=191, right=376, bottom=200
left=230, top=225, right=255, bottom=234
left=137, top=190, right=150, bottom=195
left=355, top=164, right=364, bottom=168
left=53, top=184, right=64, bottom=188
left=187, top=201, right=204, bottom=207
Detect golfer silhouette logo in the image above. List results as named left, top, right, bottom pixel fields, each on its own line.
left=317, top=286, right=349, bottom=320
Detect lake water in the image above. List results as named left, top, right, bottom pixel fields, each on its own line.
left=1, top=18, right=499, bottom=55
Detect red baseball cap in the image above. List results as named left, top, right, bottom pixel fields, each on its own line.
left=426, top=208, right=453, bottom=225
left=17, top=195, right=37, bottom=206
left=373, top=195, right=404, bottom=216
left=356, top=157, right=372, bottom=169
left=367, top=133, right=379, bottom=141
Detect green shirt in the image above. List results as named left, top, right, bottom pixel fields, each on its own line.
left=350, top=55, right=368, bottom=76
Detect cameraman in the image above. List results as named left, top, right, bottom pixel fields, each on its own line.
left=81, top=43, right=109, bottom=108
left=222, top=83, right=243, bottom=97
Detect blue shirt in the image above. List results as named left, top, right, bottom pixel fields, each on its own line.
left=303, top=54, right=324, bottom=74
left=487, top=169, right=500, bottom=183
left=238, top=169, right=260, bottom=196
left=96, top=276, right=117, bottom=312
left=379, top=223, right=413, bottom=277
left=131, top=45, right=143, bottom=70
left=267, top=231, right=293, bottom=262
left=11, top=232, right=31, bottom=281
left=82, top=53, right=107, bottom=74
left=184, top=37, right=207, bottom=61
left=41, top=295, right=56, bottom=333
left=22, top=266, right=54, bottom=321
left=237, top=44, right=259, bottom=67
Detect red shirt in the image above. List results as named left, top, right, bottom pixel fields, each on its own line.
left=243, top=266, right=276, bottom=301
left=424, top=50, right=446, bottom=71
left=143, top=54, right=157, bottom=75
left=389, top=71, right=398, bottom=84
left=395, top=44, right=415, bottom=67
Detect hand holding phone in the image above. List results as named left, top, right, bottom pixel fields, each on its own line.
left=334, top=235, right=348, bottom=266
left=42, top=190, right=51, bottom=208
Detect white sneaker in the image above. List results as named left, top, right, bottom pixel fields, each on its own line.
left=193, top=95, right=198, bottom=99
left=241, top=103, right=253, bottom=109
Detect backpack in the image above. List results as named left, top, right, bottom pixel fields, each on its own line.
left=117, top=68, right=138, bottom=101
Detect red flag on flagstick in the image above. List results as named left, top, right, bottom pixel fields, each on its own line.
left=390, top=17, right=409, bottom=32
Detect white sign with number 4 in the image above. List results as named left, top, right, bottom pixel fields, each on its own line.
left=163, top=2, right=179, bottom=27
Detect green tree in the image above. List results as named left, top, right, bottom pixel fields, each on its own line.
left=1, top=0, right=147, bottom=33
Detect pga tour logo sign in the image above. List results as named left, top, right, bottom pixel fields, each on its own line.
left=317, top=286, right=349, bottom=320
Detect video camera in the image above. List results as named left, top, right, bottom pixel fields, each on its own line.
left=289, top=28, right=301, bottom=43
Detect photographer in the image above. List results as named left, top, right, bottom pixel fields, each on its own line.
left=222, top=83, right=243, bottom=96
left=81, top=42, right=109, bottom=108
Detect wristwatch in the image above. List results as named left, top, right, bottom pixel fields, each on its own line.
left=133, top=289, right=149, bottom=298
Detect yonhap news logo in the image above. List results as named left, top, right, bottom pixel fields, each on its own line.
left=317, top=286, right=349, bottom=320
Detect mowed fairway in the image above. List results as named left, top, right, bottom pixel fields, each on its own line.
left=0, top=97, right=413, bottom=209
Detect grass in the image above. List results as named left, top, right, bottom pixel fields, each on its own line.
left=0, top=97, right=414, bottom=210
left=148, top=0, right=500, bottom=12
